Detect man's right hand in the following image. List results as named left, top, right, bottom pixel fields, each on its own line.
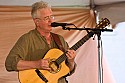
left=37, top=58, right=51, bottom=70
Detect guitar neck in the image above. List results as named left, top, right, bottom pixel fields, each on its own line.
left=70, top=31, right=94, bottom=51
left=56, top=31, right=94, bottom=65
left=56, top=18, right=110, bottom=65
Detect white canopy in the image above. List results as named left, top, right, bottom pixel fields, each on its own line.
left=0, top=0, right=125, bottom=6
left=0, top=0, right=125, bottom=25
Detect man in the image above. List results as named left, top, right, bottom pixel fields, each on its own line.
left=5, top=1, right=76, bottom=83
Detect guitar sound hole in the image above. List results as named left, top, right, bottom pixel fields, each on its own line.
left=49, top=59, right=61, bottom=74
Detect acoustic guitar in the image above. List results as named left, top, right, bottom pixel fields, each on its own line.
left=18, top=18, right=110, bottom=83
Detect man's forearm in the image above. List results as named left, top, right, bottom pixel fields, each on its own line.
left=17, top=60, right=40, bottom=71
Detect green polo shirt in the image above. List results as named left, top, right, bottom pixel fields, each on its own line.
left=5, top=28, right=69, bottom=71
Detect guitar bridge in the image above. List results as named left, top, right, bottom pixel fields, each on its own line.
left=35, top=69, right=48, bottom=82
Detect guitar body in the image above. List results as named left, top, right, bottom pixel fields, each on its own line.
left=18, top=48, right=70, bottom=83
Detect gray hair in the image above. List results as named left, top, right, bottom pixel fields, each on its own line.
left=31, top=1, right=51, bottom=18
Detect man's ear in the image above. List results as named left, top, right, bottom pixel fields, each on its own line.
left=34, top=18, right=39, bottom=25
left=34, top=18, right=38, bottom=23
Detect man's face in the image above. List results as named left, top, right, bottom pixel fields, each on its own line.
left=34, top=7, right=54, bottom=32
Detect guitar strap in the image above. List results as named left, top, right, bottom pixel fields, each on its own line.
left=51, top=33, right=65, bottom=52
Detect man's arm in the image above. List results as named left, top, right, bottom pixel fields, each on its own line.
left=17, top=59, right=51, bottom=71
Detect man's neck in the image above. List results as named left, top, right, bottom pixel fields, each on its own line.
left=36, top=28, right=52, bottom=45
left=37, top=28, right=51, bottom=38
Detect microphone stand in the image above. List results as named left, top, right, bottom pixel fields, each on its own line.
left=62, top=26, right=113, bottom=83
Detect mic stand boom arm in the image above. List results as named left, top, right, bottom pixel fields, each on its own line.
left=62, top=26, right=113, bottom=32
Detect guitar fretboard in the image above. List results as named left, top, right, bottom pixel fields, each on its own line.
left=70, top=32, right=94, bottom=51
left=56, top=31, right=94, bottom=64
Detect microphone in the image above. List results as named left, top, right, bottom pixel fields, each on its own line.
left=51, top=22, right=73, bottom=27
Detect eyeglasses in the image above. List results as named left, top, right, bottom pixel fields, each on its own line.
left=44, top=15, right=55, bottom=21
left=36, top=15, right=55, bottom=21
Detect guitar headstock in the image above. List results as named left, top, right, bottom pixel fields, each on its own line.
left=96, top=18, right=110, bottom=29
